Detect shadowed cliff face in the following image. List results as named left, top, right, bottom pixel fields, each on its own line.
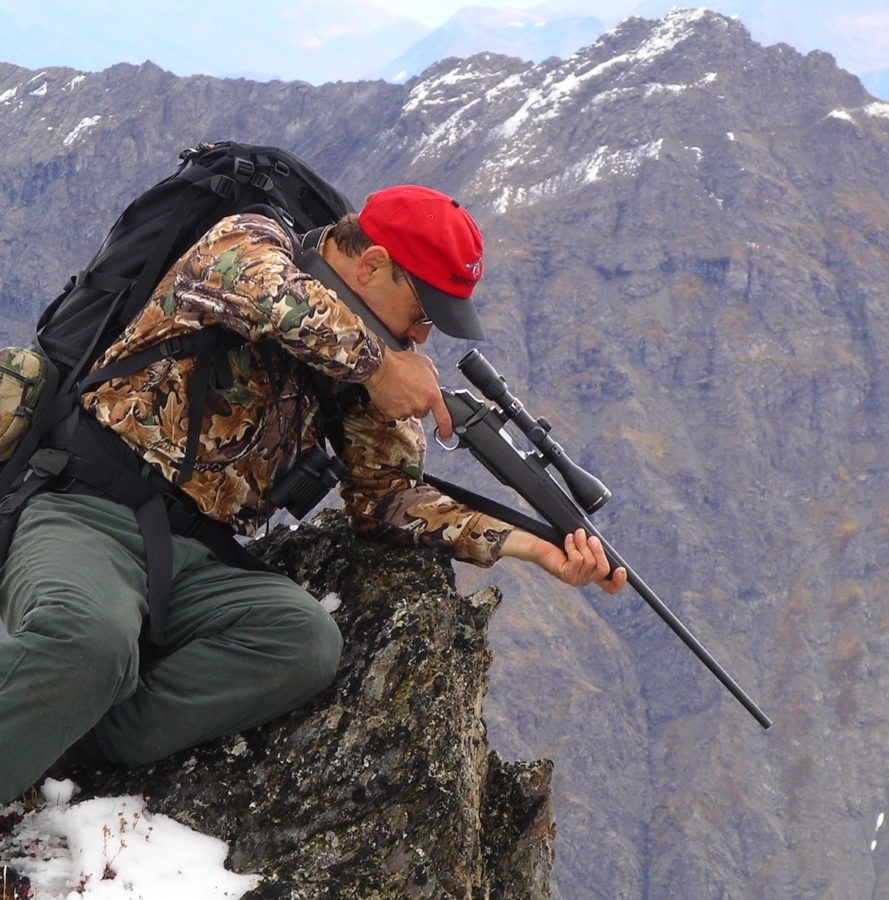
left=52, top=511, right=554, bottom=899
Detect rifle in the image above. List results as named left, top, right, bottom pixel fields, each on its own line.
left=436, top=349, right=771, bottom=730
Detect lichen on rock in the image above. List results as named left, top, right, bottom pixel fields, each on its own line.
left=70, top=510, right=554, bottom=898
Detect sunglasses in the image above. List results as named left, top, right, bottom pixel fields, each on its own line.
left=405, top=274, right=433, bottom=326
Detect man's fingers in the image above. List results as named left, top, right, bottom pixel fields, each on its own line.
left=588, top=534, right=610, bottom=573
left=560, top=530, right=625, bottom=589
left=364, top=350, right=448, bottom=427
left=565, top=530, right=603, bottom=566
left=430, top=392, right=453, bottom=440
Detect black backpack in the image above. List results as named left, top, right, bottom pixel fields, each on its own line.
left=37, top=141, right=353, bottom=377
left=0, top=140, right=354, bottom=498
left=0, top=141, right=356, bottom=641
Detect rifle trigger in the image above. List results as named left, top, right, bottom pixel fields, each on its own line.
left=433, top=426, right=461, bottom=451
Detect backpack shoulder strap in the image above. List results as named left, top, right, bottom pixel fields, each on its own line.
left=295, top=228, right=408, bottom=353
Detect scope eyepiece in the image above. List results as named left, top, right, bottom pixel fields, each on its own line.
left=458, top=349, right=508, bottom=401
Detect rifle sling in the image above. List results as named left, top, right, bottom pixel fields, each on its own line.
left=421, top=472, right=563, bottom=546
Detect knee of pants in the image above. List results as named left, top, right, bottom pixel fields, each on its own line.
left=297, top=602, right=343, bottom=688
left=20, top=600, right=142, bottom=704
left=267, top=601, right=344, bottom=708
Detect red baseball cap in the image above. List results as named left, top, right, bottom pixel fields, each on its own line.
left=358, top=185, right=486, bottom=340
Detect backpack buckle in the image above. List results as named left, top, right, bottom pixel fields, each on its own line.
left=28, top=448, right=70, bottom=479
left=232, top=157, right=255, bottom=181
left=251, top=172, right=274, bottom=192
left=159, top=336, right=183, bottom=358
left=209, top=174, right=235, bottom=199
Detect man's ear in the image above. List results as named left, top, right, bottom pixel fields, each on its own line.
left=356, top=245, right=392, bottom=285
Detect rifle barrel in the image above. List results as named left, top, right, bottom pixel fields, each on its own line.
left=441, top=384, right=772, bottom=730
left=588, top=522, right=772, bottom=729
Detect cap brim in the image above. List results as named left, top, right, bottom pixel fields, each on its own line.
left=412, top=275, right=486, bottom=341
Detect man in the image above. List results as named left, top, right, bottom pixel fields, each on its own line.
left=0, top=184, right=626, bottom=802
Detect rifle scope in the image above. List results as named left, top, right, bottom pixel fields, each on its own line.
left=457, top=349, right=612, bottom=514
left=445, top=350, right=772, bottom=730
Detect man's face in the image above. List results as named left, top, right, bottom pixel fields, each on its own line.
left=363, top=261, right=434, bottom=345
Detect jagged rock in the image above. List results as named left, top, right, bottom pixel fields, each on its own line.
left=73, top=510, right=554, bottom=899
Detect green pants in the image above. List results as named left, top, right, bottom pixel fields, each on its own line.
left=0, top=492, right=342, bottom=802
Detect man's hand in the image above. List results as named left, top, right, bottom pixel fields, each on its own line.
left=501, top=527, right=627, bottom=592
left=364, top=348, right=454, bottom=438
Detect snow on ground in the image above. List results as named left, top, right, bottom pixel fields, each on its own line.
left=0, top=779, right=259, bottom=899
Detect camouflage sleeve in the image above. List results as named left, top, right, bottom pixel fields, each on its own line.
left=171, top=213, right=385, bottom=383
left=339, top=401, right=514, bottom=567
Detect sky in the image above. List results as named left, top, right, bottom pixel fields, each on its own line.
left=0, top=0, right=611, bottom=84
left=1, top=0, right=887, bottom=92
left=375, top=0, right=556, bottom=25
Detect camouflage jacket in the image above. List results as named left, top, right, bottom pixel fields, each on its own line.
left=82, top=213, right=513, bottom=567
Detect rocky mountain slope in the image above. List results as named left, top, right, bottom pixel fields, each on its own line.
left=3, top=8, right=889, bottom=896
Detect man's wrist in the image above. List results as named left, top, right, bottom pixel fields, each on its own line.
left=351, top=335, right=388, bottom=385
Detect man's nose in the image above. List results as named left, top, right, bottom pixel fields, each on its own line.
left=406, top=322, right=433, bottom=344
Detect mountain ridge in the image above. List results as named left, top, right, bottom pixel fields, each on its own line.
left=0, top=1, right=885, bottom=98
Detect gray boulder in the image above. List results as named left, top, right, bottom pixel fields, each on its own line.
left=70, top=510, right=554, bottom=898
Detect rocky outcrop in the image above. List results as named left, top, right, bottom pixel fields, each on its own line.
left=70, top=511, right=554, bottom=898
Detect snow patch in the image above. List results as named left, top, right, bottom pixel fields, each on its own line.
left=864, top=101, right=889, bottom=119
left=873, top=810, right=885, bottom=852
left=0, top=780, right=261, bottom=898
left=828, top=102, right=889, bottom=123
left=644, top=72, right=719, bottom=98
left=405, top=67, right=485, bottom=113
left=63, top=115, right=102, bottom=146
left=490, top=139, right=663, bottom=212
left=584, top=139, right=663, bottom=182
left=625, top=8, right=710, bottom=68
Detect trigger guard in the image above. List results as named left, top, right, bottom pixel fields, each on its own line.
left=434, top=426, right=461, bottom=451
